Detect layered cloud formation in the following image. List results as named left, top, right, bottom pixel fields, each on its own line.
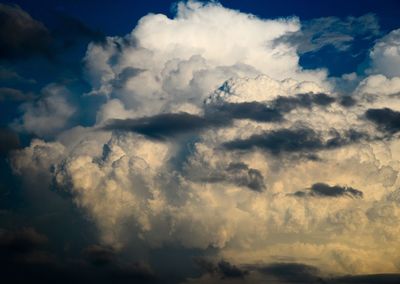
left=9, top=1, right=400, bottom=281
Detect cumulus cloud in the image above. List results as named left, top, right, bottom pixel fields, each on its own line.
left=13, top=84, right=76, bottom=137
left=369, top=28, right=400, bottom=77
left=9, top=0, right=400, bottom=279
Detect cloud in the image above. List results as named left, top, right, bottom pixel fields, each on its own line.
left=188, top=260, right=400, bottom=283
left=365, top=108, right=400, bottom=133
left=52, top=13, right=105, bottom=47
left=0, top=128, right=20, bottom=155
left=103, top=112, right=229, bottom=140
left=257, top=262, right=322, bottom=283
left=193, top=162, right=266, bottom=192
left=223, top=128, right=365, bottom=156
left=0, top=4, right=52, bottom=60
left=356, top=75, right=400, bottom=96
left=270, top=92, right=335, bottom=112
left=209, top=102, right=283, bottom=122
left=13, top=84, right=76, bottom=137
left=8, top=1, right=400, bottom=278
left=293, top=183, right=363, bottom=198
left=195, top=258, right=249, bottom=279
left=0, top=227, right=48, bottom=255
left=0, top=227, right=157, bottom=284
left=0, top=67, right=36, bottom=84
left=276, top=13, right=380, bottom=54
left=369, top=29, right=400, bottom=77
left=0, top=87, right=34, bottom=102
left=83, top=245, right=116, bottom=267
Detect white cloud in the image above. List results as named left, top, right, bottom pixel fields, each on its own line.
left=13, top=84, right=76, bottom=137
left=369, top=28, right=400, bottom=77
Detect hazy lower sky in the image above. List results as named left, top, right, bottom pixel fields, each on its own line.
left=1, top=1, right=400, bottom=283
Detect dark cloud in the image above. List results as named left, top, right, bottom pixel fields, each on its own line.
left=193, top=260, right=400, bottom=284
left=195, top=258, right=248, bottom=279
left=339, top=96, right=357, bottom=107
left=207, top=93, right=335, bottom=123
left=257, top=262, right=323, bottom=283
left=211, top=102, right=283, bottom=122
left=0, top=228, right=157, bottom=284
left=0, top=4, right=52, bottom=60
left=217, top=260, right=249, bottom=279
left=0, top=227, right=48, bottom=255
left=103, top=93, right=339, bottom=141
left=53, top=13, right=105, bottom=48
left=225, top=162, right=266, bottom=192
left=190, top=162, right=266, bottom=192
left=0, top=128, right=20, bottom=155
left=271, top=93, right=335, bottom=113
left=365, top=108, right=400, bottom=133
left=223, top=128, right=365, bottom=156
left=83, top=245, right=116, bottom=267
left=294, top=183, right=363, bottom=198
left=103, top=112, right=230, bottom=140
left=328, top=273, right=400, bottom=284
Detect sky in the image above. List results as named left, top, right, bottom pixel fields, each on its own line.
left=1, top=0, right=400, bottom=283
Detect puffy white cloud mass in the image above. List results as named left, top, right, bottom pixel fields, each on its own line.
left=369, top=28, right=400, bottom=77
left=10, top=0, right=400, bottom=278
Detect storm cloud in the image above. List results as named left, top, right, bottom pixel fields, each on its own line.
left=5, top=1, right=400, bottom=282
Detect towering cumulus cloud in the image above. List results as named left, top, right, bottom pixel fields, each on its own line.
left=10, top=1, right=400, bottom=281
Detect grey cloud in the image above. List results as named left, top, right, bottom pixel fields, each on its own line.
left=294, top=183, right=363, bottom=199
left=193, top=260, right=400, bottom=284
left=257, top=262, right=323, bottom=283
left=207, top=93, right=335, bottom=122
left=103, top=94, right=339, bottom=141
left=195, top=258, right=248, bottom=279
left=339, top=96, right=357, bottom=107
left=329, top=274, right=400, bottom=284
left=365, top=108, right=400, bottom=133
left=271, top=93, right=335, bottom=112
left=111, top=67, right=144, bottom=89
left=275, top=14, right=380, bottom=54
left=0, top=87, right=34, bottom=102
left=0, top=68, right=36, bottom=84
left=195, top=162, right=266, bottom=192
left=223, top=128, right=365, bottom=156
left=103, top=112, right=230, bottom=140
left=210, top=102, right=283, bottom=122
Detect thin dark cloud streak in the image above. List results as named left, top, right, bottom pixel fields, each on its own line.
left=293, top=182, right=363, bottom=198
left=223, top=128, right=366, bottom=156
left=103, top=93, right=337, bottom=140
